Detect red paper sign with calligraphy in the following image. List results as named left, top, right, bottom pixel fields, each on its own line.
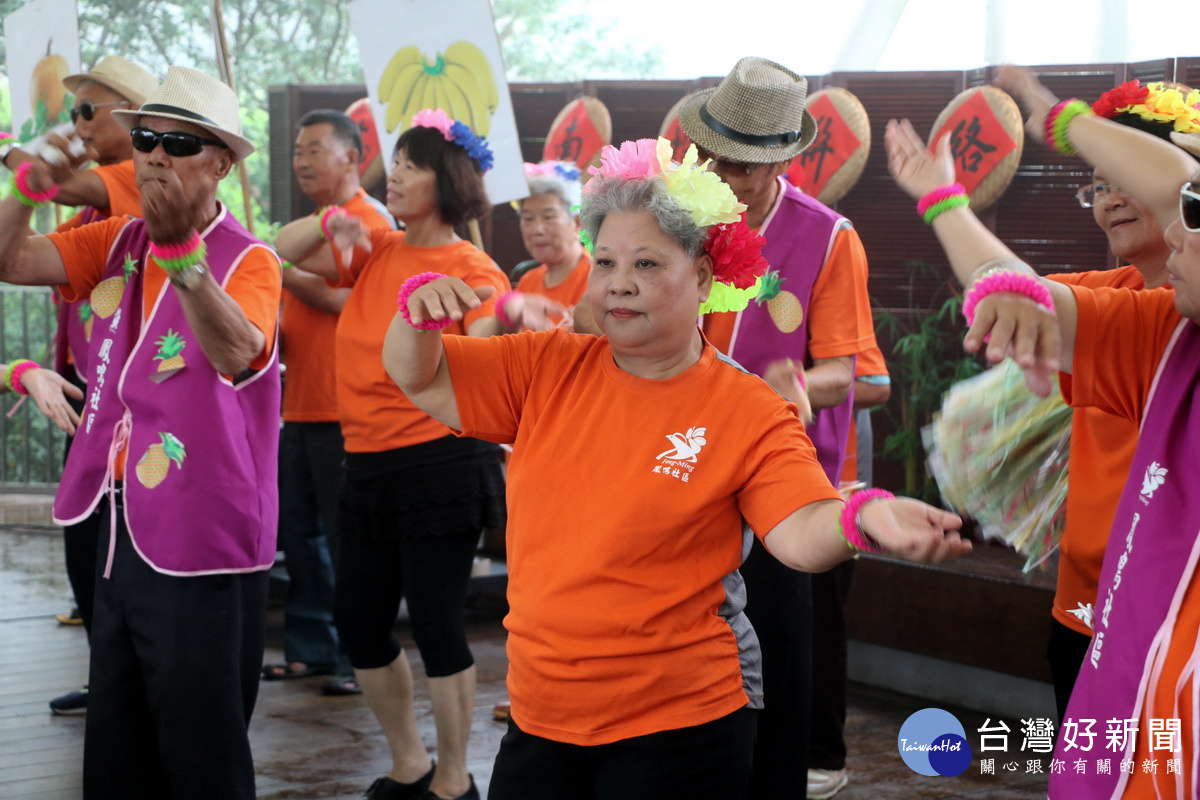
left=663, top=116, right=692, bottom=163
left=346, top=98, right=382, bottom=179
left=787, top=94, right=860, bottom=195
left=544, top=99, right=605, bottom=170
left=929, top=90, right=1017, bottom=196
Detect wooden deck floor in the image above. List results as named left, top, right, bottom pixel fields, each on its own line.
left=1, top=525, right=1049, bottom=799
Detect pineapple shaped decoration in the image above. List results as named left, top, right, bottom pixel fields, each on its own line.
left=150, top=329, right=186, bottom=383
left=91, top=255, right=138, bottom=319
left=78, top=301, right=94, bottom=341
left=755, top=269, right=804, bottom=334
left=136, top=432, right=186, bottom=489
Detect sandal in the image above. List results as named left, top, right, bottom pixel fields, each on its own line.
left=261, top=662, right=333, bottom=680
left=322, top=675, right=363, bottom=695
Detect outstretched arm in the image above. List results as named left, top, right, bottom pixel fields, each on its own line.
left=885, top=118, right=1076, bottom=394
left=763, top=495, right=969, bottom=573
left=0, top=154, right=73, bottom=287
left=14, top=367, right=84, bottom=434
left=996, top=65, right=1197, bottom=230
left=382, top=276, right=496, bottom=430
left=274, top=213, right=371, bottom=282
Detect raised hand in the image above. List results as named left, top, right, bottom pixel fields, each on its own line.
left=964, top=292, right=1061, bottom=398
left=885, top=119, right=956, bottom=200
left=140, top=169, right=204, bottom=245
left=325, top=212, right=372, bottom=267
left=859, top=496, right=970, bottom=564
left=405, top=276, right=495, bottom=326
left=20, top=368, right=83, bottom=434
left=499, top=292, right=569, bottom=332
left=993, top=65, right=1059, bottom=143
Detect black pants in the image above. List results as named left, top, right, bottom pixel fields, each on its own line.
left=84, top=497, right=268, bottom=800
left=741, top=537, right=813, bottom=796
left=809, top=560, right=855, bottom=771
left=333, top=530, right=478, bottom=676
left=62, top=377, right=100, bottom=637
left=489, top=708, right=758, bottom=800
left=1047, top=618, right=1093, bottom=723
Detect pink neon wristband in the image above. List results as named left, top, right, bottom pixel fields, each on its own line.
left=494, top=291, right=522, bottom=328
left=916, top=183, right=967, bottom=217
left=8, top=360, right=40, bottom=395
left=840, top=488, right=893, bottom=554
left=962, top=270, right=1056, bottom=326
left=148, top=231, right=202, bottom=260
left=318, top=206, right=347, bottom=242
left=396, top=272, right=454, bottom=331
left=14, top=161, right=59, bottom=203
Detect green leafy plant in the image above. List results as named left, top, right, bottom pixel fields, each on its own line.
left=875, top=261, right=984, bottom=502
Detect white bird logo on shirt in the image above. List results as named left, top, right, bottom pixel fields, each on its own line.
left=657, top=427, right=707, bottom=463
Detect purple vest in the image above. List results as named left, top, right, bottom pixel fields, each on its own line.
left=723, top=180, right=856, bottom=484
left=1049, top=319, right=1200, bottom=798
left=53, top=209, right=281, bottom=575
left=54, top=206, right=105, bottom=380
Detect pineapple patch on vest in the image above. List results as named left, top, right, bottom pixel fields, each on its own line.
left=92, top=254, right=137, bottom=319
left=136, top=432, right=186, bottom=489
left=755, top=269, right=803, bottom=333
left=652, top=426, right=707, bottom=484
left=150, top=329, right=187, bottom=383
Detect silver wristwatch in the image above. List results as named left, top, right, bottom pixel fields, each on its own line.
left=168, top=263, right=208, bottom=291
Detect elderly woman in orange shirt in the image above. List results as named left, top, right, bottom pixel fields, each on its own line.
left=382, top=138, right=969, bottom=800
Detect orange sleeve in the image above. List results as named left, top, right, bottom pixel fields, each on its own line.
left=46, top=216, right=128, bottom=301
left=92, top=161, right=142, bottom=218
left=854, top=341, right=888, bottom=378
left=807, top=226, right=876, bottom=360
left=224, top=246, right=282, bottom=369
left=444, top=330, right=545, bottom=441
left=1064, top=285, right=1180, bottom=423
left=459, top=254, right=510, bottom=330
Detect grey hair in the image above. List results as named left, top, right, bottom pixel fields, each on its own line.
left=580, top=176, right=707, bottom=258
left=522, top=174, right=582, bottom=218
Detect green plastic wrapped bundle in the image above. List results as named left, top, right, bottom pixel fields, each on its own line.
left=924, top=359, right=1073, bottom=572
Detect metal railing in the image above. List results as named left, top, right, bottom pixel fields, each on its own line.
left=0, top=286, right=65, bottom=489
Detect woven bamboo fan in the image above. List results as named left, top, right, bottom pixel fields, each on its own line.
left=928, top=86, right=1024, bottom=211
left=788, top=87, right=871, bottom=205
left=542, top=97, right=611, bottom=175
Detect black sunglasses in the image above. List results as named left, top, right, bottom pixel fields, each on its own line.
left=70, top=100, right=127, bottom=124
left=1181, top=180, right=1200, bottom=233
left=130, top=126, right=226, bottom=157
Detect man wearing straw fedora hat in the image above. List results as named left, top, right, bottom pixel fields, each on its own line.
left=681, top=56, right=880, bottom=800
left=0, top=54, right=158, bottom=717
left=0, top=65, right=281, bottom=799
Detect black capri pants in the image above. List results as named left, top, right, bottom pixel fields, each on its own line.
left=332, top=437, right=506, bottom=677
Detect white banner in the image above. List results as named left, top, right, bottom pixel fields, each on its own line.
left=347, top=0, right=526, bottom=206
left=4, top=0, right=80, bottom=141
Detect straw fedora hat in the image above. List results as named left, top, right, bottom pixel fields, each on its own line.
left=112, top=66, right=255, bottom=162
left=679, top=57, right=818, bottom=164
left=64, top=56, right=158, bottom=107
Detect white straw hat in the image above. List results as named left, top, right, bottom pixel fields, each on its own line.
left=63, top=56, right=158, bottom=106
left=112, top=66, right=254, bottom=162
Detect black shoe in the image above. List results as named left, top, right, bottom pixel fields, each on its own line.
left=417, top=776, right=479, bottom=800
left=361, top=766, right=435, bottom=799
left=49, top=686, right=89, bottom=715
left=321, top=674, right=363, bottom=696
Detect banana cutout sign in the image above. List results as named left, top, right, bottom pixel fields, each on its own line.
left=349, top=0, right=527, bottom=206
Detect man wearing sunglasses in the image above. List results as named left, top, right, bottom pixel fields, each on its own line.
left=0, top=55, right=158, bottom=719
left=888, top=64, right=1200, bottom=799
left=0, top=66, right=281, bottom=800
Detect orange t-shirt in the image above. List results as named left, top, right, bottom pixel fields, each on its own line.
left=48, top=208, right=282, bottom=477
left=443, top=330, right=840, bottom=745
left=703, top=225, right=876, bottom=360
left=841, top=341, right=890, bottom=485
left=514, top=250, right=590, bottom=309
left=1049, top=265, right=1148, bottom=637
left=332, top=228, right=509, bottom=453
left=1065, top=284, right=1187, bottom=799
left=56, top=160, right=142, bottom=231
left=281, top=189, right=393, bottom=422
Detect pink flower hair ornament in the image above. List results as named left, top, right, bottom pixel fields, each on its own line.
left=586, top=137, right=766, bottom=313
left=409, top=108, right=494, bottom=172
